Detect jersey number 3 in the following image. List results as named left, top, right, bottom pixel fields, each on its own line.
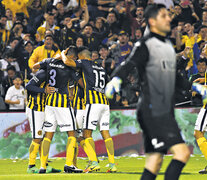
left=49, top=69, right=56, bottom=86
left=93, top=70, right=105, bottom=88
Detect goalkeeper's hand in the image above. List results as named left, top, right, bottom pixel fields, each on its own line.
left=192, top=83, right=207, bottom=103
left=105, top=77, right=122, bottom=99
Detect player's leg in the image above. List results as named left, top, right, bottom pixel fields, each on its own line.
left=101, top=130, right=117, bottom=172
left=165, top=143, right=190, bottom=180
left=55, top=106, right=82, bottom=173
left=76, top=109, right=90, bottom=158
left=194, top=107, right=207, bottom=173
left=100, top=104, right=117, bottom=172
left=26, top=107, right=44, bottom=173
left=39, top=106, right=57, bottom=173
left=141, top=152, right=163, bottom=180
left=39, top=131, right=54, bottom=173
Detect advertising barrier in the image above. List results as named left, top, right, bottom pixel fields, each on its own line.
left=0, top=107, right=201, bottom=159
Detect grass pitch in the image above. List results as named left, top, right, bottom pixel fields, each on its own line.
left=0, top=155, right=207, bottom=180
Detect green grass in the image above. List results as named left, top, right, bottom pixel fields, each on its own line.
left=0, top=155, right=207, bottom=180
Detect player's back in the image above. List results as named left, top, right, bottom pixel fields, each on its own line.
left=75, top=59, right=108, bottom=105
left=40, top=58, right=80, bottom=107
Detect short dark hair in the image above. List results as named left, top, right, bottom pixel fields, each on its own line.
left=66, top=45, right=77, bottom=56
left=196, top=58, right=207, bottom=65
left=144, top=4, right=166, bottom=26
left=6, top=65, right=16, bottom=72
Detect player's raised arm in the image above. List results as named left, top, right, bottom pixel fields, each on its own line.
left=33, top=62, right=41, bottom=70
left=61, top=48, right=77, bottom=67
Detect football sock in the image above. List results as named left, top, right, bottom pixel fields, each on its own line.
left=105, top=138, right=115, bottom=164
left=165, top=159, right=185, bottom=180
left=73, top=142, right=79, bottom=167
left=80, top=139, right=91, bottom=160
left=28, top=141, right=40, bottom=166
left=197, top=137, right=207, bottom=160
left=41, top=138, right=51, bottom=169
left=141, top=168, right=156, bottom=180
left=65, top=136, right=76, bottom=166
left=84, top=138, right=98, bottom=162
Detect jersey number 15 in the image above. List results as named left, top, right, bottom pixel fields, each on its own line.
left=93, top=70, right=105, bottom=89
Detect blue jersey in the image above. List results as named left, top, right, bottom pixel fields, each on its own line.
left=75, top=59, right=109, bottom=105
left=40, top=58, right=80, bottom=108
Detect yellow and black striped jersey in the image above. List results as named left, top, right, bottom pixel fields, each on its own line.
left=72, top=84, right=85, bottom=110
left=26, top=70, right=47, bottom=111
left=40, top=58, right=81, bottom=108
left=75, top=59, right=109, bottom=105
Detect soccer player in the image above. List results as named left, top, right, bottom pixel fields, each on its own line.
left=105, top=4, right=192, bottom=180
left=61, top=47, right=117, bottom=173
left=26, top=69, right=61, bottom=173
left=33, top=46, right=83, bottom=173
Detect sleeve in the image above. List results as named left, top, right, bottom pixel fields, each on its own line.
left=5, top=88, right=12, bottom=100
left=111, top=41, right=149, bottom=84
left=39, top=58, right=49, bottom=69
left=71, top=69, right=81, bottom=82
left=28, top=48, right=39, bottom=69
left=75, top=59, right=83, bottom=69
left=26, top=70, right=46, bottom=93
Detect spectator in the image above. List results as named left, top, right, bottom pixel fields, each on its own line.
left=1, top=65, right=23, bottom=96
left=5, top=75, right=26, bottom=110
left=13, top=34, right=34, bottom=77
left=110, top=30, right=133, bottom=66
left=132, top=27, right=143, bottom=43
left=9, top=22, right=24, bottom=40
left=189, top=58, right=207, bottom=106
left=81, top=23, right=109, bottom=51
left=98, top=44, right=115, bottom=76
left=106, top=10, right=120, bottom=42
left=0, top=49, right=20, bottom=77
left=70, top=5, right=89, bottom=33
left=36, top=12, right=60, bottom=42
left=76, top=36, right=85, bottom=48
left=26, top=0, right=47, bottom=36
left=5, top=8, right=13, bottom=31
left=28, top=34, right=61, bottom=71
left=91, top=51, right=99, bottom=61
left=0, top=15, right=10, bottom=56
left=126, top=1, right=145, bottom=39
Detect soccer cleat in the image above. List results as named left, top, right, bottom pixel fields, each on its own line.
left=64, top=165, right=83, bottom=173
left=105, top=77, right=122, bottom=99
left=199, top=166, right=207, bottom=174
left=39, top=168, right=46, bottom=173
left=107, top=163, right=117, bottom=173
left=27, top=166, right=39, bottom=173
left=46, top=165, right=61, bottom=173
left=84, top=161, right=100, bottom=172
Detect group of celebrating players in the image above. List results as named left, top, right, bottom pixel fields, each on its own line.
left=25, top=45, right=117, bottom=173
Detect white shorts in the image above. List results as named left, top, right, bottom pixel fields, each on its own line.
left=44, top=105, right=77, bottom=132
left=26, top=107, right=45, bottom=139
left=83, top=104, right=110, bottom=131
left=75, top=109, right=85, bottom=136
left=195, top=108, right=207, bottom=132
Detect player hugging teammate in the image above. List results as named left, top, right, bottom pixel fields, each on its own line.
left=26, top=45, right=117, bottom=173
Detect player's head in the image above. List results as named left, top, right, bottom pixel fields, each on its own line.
left=77, top=46, right=91, bottom=60
left=144, top=4, right=171, bottom=36
left=66, top=45, right=78, bottom=60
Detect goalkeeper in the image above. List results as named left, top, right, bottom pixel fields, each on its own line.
left=105, top=4, right=207, bottom=180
